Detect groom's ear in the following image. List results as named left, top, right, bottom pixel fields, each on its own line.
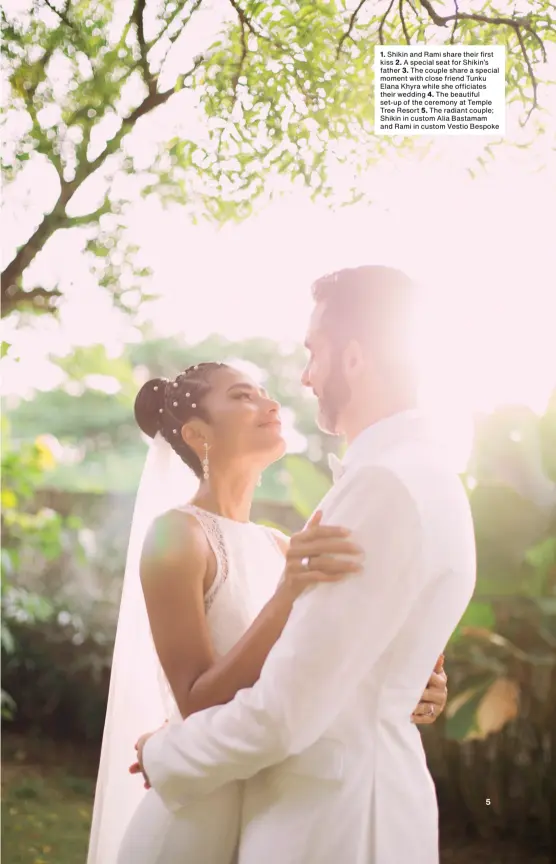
left=343, top=339, right=365, bottom=379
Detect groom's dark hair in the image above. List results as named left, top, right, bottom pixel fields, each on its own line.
left=311, top=265, right=417, bottom=380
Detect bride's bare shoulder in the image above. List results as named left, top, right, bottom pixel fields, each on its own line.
left=142, top=507, right=210, bottom=568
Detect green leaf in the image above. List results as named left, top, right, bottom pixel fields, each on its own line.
left=445, top=677, right=494, bottom=741
left=1, top=548, right=14, bottom=577
left=1, top=688, right=16, bottom=720
left=533, top=597, right=556, bottom=617
left=451, top=600, right=496, bottom=642
left=283, top=455, right=332, bottom=520
left=0, top=626, right=15, bottom=655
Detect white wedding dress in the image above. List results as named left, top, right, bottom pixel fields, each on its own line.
left=116, top=504, right=286, bottom=864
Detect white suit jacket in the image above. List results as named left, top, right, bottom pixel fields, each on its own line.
left=143, top=412, right=476, bottom=864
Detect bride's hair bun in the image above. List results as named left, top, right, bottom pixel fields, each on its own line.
left=133, top=363, right=231, bottom=478
left=134, top=378, right=166, bottom=438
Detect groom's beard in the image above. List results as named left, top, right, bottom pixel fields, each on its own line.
left=318, top=364, right=351, bottom=434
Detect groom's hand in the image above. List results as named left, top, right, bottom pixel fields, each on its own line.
left=411, top=655, right=448, bottom=725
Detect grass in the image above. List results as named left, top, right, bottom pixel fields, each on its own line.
left=2, top=733, right=551, bottom=864
left=2, top=734, right=94, bottom=864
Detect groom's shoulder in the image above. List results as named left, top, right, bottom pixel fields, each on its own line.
left=370, top=440, right=469, bottom=515
left=345, top=439, right=464, bottom=505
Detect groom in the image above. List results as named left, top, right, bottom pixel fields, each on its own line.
left=134, top=266, right=476, bottom=863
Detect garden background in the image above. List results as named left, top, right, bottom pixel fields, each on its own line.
left=2, top=1, right=555, bottom=862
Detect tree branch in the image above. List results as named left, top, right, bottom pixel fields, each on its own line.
left=514, top=24, right=539, bottom=125
left=337, top=0, right=369, bottom=59
left=157, top=0, right=204, bottom=75
left=1, top=284, right=62, bottom=318
left=231, top=15, right=248, bottom=112
left=399, top=0, right=411, bottom=44
left=450, top=0, right=459, bottom=44
left=228, top=0, right=260, bottom=41
left=1, top=202, right=67, bottom=301
left=418, top=0, right=547, bottom=122
left=75, top=55, right=203, bottom=187
left=40, top=0, right=92, bottom=58
left=132, top=0, right=156, bottom=95
left=419, top=0, right=539, bottom=46
left=2, top=55, right=204, bottom=297
left=65, top=195, right=113, bottom=228
left=148, top=0, right=186, bottom=48
left=24, top=94, right=64, bottom=180
left=378, top=0, right=396, bottom=45
left=42, top=0, right=73, bottom=31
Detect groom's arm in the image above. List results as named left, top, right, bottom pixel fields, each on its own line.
left=143, top=466, right=429, bottom=809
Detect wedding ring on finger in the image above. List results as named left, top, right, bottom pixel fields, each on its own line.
left=301, top=556, right=311, bottom=571
left=428, top=704, right=435, bottom=717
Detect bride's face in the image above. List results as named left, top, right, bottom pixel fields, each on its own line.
left=200, top=366, right=286, bottom=468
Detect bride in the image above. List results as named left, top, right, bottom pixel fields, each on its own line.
left=87, top=361, right=447, bottom=864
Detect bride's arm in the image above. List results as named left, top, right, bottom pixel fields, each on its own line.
left=184, top=532, right=294, bottom=718
left=141, top=511, right=354, bottom=720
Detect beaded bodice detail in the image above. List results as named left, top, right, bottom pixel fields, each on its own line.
left=175, top=504, right=286, bottom=658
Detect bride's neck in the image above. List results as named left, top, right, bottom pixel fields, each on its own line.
left=192, top=472, right=257, bottom=523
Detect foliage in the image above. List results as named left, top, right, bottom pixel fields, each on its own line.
left=282, top=454, right=332, bottom=520
left=6, top=333, right=338, bottom=493
left=2, top=611, right=113, bottom=741
left=1, top=421, right=83, bottom=717
left=444, top=403, right=556, bottom=744
left=2, top=0, right=554, bottom=316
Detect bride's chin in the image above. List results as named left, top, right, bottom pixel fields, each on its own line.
left=262, top=438, right=287, bottom=464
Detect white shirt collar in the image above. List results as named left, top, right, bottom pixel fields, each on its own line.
left=328, top=410, right=424, bottom=482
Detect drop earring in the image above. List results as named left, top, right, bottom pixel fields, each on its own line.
left=202, top=443, right=210, bottom=481
left=257, top=475, right=262, bottom=488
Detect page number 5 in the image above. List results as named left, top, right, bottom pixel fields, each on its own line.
left=486, top=798, right=491, bottom=806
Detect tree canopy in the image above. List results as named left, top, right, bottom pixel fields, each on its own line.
left=2, top=0, right=553, bottom=318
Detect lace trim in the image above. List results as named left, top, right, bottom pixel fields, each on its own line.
left=176, top=504, right=230, bottom=613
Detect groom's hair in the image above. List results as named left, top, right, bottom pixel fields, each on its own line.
left=311, top=265, right=417, bottom=377
left=134, top=362, right=231, bottom=478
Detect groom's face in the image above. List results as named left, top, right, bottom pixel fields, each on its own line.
left=302, top=305, right=351, bottom=435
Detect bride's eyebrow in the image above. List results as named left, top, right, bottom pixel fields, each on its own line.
left=227, top=383, right=256, bottom=394
left=227, top=383, right=269, bottom=397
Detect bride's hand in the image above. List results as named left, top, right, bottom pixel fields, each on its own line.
left=279, top=510, right=364, bottom=601
left=129, top=720, right=168, bottom=788
left=410, top=655, right=448, bottom=725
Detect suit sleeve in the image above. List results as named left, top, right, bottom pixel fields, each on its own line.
left=143, top=466, right=428, bottom=809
